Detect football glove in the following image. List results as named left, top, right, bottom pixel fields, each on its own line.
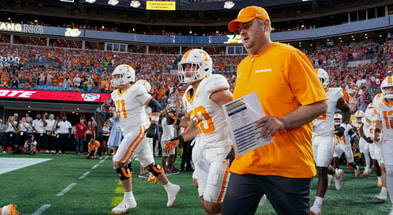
left=166, top=113, right=180, bottom=125
left=365, top=137, right=373, bottom=143
left=334, top=126, right=345, bottom=137
left=164, top=135, right=184, bottom=154
left=225, top=147, right=235, bottom=168
left=145, top=123, right=157, bottom=138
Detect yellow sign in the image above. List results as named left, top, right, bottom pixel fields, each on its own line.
left=146, top=1, right=176, bottom=11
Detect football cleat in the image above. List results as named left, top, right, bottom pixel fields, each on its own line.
left=354, top=165, right=360, bottom=178
left=111, top=199, right=137, bottom=214
left=147, top=173, right=155, bottom=182
left=362, top=167, right=372, bottom=175
left=258, top=194, right=267, bottom=207
left=310, top=205, right=322, bottom=215
left=335, top=169, right=344, bottom=190
left=374, top=193, right=387, bottom=201
left=166, top=184, right=180, bottom=208
left=0, top=204, right=19, bottom=215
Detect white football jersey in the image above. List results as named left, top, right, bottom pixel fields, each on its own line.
left=351, top=120, right=362, bottom=133
left=363, top=106, right=378, bottom=138
left=334, top=126, right=352, bottom=146
left=111, top=84, right=151, bottom=133
left=182, top=74, right=232, bottom=148
left=373, top=93, right=383, bottom=109
left=313, top=88, right=343, bottom=135
left=376, top=98, right=393, bottom=140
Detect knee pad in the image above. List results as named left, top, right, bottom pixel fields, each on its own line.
left=116, top=163, right=132, bottom=181
left=147, top=163, right=163, bottom=176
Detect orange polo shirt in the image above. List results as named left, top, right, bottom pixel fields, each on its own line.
left=231, top=42, right=327, bottom=178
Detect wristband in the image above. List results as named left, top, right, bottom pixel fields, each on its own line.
left=175, top=118, right=181, bottom=126
left=178, top=135, right=184, bottom=143
left=151, top=116, right=159, bottom=122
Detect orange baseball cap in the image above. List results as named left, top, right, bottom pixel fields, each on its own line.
left=228, top=6, right=270, bottom=32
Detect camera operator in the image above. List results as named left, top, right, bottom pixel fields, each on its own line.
left=22, top=134, right=37, bottom=155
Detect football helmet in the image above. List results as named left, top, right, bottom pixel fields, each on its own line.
left=316, top=68, right=329, bottom=89
left=111, top=64, right=135, bottom=88
left=135, top=80, right=151, bottom=92
left=355, top=110, right=364, bottom=122
left=178, top=49, right=212, bottom=84
left=381, top=76, right=393, bottom=99
left=334, top=113, right=342, bottom=125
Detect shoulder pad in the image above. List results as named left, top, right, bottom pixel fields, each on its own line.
left=201, top=74, right=229, bottom=95
left=132, top=84, right=147, bottom=97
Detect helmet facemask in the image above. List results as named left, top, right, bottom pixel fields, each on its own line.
left=334, top=114, right=342, bottom=125
left=381, top=76, right=393, bottom=99
left=111, top=64, right=135, bottom=88
left=178, top=49, right=212, bottom=85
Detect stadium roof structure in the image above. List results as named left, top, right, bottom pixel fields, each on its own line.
left=0, top=0, right=391, bottom=27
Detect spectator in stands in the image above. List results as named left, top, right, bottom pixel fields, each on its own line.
left=10, top=76, right=19, bottom=88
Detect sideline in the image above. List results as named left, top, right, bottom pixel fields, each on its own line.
left=0, top=157, right=51, bottom=175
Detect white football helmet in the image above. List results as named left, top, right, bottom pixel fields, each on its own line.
left=316, top=68, right=329, bottom=89
left=334, top=113, right=342, bottom=125
left=135, top=80, right=151, bottom=92
left=354, top=110, right=364, bottom=122
left=381, top=76, right=393, bottom=99
left=111, top=64, right=135, bottom=88
left=178, top=49, right=212, bottom=84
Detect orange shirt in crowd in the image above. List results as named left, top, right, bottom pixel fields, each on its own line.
left=88, top=140, right=100, bottom=151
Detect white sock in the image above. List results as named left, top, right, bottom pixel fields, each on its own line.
left=124, top=191, right=134, bottom=200
left=381, top=187, right=388, bottom=196
left=335, top=169, right=341, bottom=178
left=164, top=181, right=172, bottom=190
left=378, top=176, right=382, bottom=185
left=313, top=196, right=324, bottom=207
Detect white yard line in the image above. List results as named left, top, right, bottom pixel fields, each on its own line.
left=91, top=164, right=99, bottom=169
left=56, top=183, right=77, bottom=196
left=78, top=171, right=90, bottom=180
left=31, top=204, right=51, bottom=215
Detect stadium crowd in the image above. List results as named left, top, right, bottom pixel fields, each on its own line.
left=1, top=39, right=393, bottom=110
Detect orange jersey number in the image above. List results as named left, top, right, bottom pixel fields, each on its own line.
left=193, top=106, right=215, bottom=135
left=316, top=113, right=327, bottom=120
left=382, top=111, right=393, bottom=129
left=115, top=100, right=128, bottom=119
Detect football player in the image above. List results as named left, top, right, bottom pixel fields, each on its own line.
left=110, top=64, right=180, bottom=214
left=332, top=113, right=360, bottom=177
left=164, top=49, right=233, bottom=214
left=373, top=78, right=393, bottom=207
left=310, top=68, right=351, bottom=215
left=359, top=103, right=376, bottom=176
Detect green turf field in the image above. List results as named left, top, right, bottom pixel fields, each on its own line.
left=0, top=152, right=391, bottom=215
